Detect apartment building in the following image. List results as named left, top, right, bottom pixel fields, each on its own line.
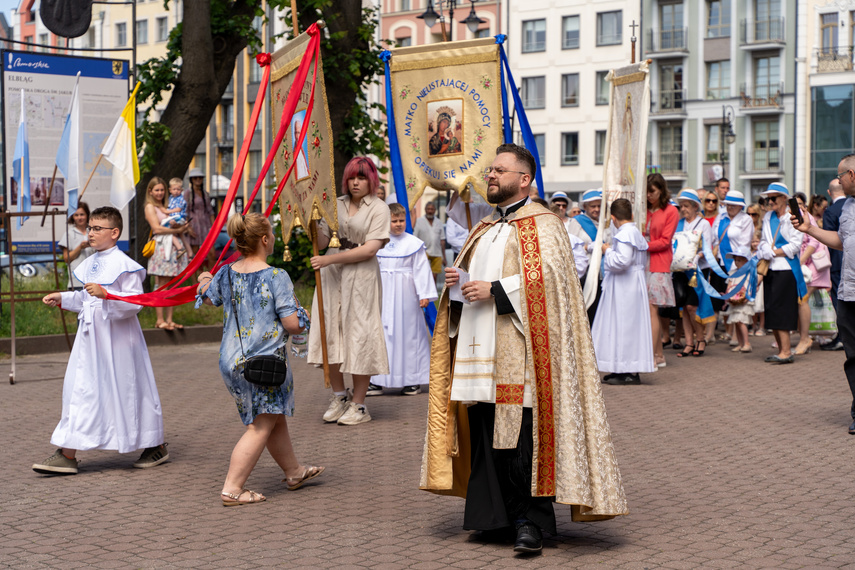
left=642, top=0, right=795, bottom=200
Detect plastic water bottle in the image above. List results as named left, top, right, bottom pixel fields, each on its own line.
left=290, top=333, right=308, bottom=358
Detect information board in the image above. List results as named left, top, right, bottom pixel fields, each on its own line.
left=1, top=50, right=130, bottom=252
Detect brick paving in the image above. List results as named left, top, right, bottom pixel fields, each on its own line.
left=3, top=336, right=855, bottom=568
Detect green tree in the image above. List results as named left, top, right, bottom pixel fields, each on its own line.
left=132, top=0, right=387, bottom=260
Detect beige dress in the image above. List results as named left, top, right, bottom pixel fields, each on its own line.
left=308, top=194, right=391, bottom=376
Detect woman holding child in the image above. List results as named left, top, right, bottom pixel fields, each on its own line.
left=196, top=213, right=323, bottom=506
left=144, top=176, right=189, bottom=330
left=308, top=156, right=390, bottom=426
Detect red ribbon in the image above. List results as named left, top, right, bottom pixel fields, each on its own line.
left=105, top=24, right=322, bottom=307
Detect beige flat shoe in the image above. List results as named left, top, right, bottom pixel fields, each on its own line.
left=283, top=465, right=325, bottom=491
left=221, top=489, right=265, bottom=506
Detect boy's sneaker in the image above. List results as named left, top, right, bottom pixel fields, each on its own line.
left=401, top=385, right=421, bottom=396
left=337, top=402, right=372, bottom=425
left=323, top=391, right=351, bottom=423
left=605, top=374, right=641, bottom=386
left=133, top=443, right=169, bottom=469
left=366, top=383, right=384, bottom=396
left=32, top=449, right=78, bottom=475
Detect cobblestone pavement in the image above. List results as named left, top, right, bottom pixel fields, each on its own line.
left=3, top=337, right=855, bottom=568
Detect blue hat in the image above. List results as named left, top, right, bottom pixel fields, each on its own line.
left=677, top=188, right=701, bottom=205
left=722, top=190, right=746, bottom=208
left=550, top=191, right=569, bottom=204
left=581, top=189, right=602, bottom=204
left=761, top=182, right=789, bottom=197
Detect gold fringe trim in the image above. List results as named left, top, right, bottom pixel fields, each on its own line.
left=390, top=51, right=496, bottom=72
left=612, top=71, right=647, bottom=86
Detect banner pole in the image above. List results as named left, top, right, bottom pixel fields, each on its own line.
left=309, top=205, right=331, bottom=388
left=39, top=165, right=58, bottom=227
left=290, top=0, right=299, bottom=35
left=77, top=154, right=103, bottom=201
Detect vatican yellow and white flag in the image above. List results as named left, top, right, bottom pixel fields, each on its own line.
left=387, top=38, right=502, bottom=204
left=584, top=61, right=651, bottom=308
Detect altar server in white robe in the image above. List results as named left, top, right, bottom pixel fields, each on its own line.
left=34, top=206, right=168, bottom=475
left=592, top=198, right=656, bottom=385
left=372, top=203, right=438, bottom=394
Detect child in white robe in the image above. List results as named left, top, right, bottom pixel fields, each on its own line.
left=592, top=198, right=656, bottom=385
left=370, top=203, right=438, bottom=395
left=35, top=206, right=168, bottom=475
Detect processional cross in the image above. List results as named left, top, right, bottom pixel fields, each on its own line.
left=629, top=20, right=638, bottom=64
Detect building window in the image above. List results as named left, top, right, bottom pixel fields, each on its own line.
left=248, top=56, right=264, bottom=83
left=707, top=0, right=731, bottom=38
left=821, top=13, right=838, bottom=53
left=659, top=2, right=684, bottom=50
left=561, top=133, right=579, bottom=165
left=706, top=125, right=722, bottom=162
left=521, top=76, right=546, bottom=109
left=707, top=61, right=730, bottom=99
left=533, top=134, right=545, bottom=167
left=522, top=19, right=546, bottom=53
left=400, top=0, right=411, bottom=11
left=193, top=154, right=206, bottom=175
left=136, top=19, right=148, bottom=44
left=398, top=36, right=412, bottom=47
left=474, top=28, right=491, bottom=39
left=597, top=11, right=622, bottom=46
left=249, top=150, right=262, bottom=182
left=754, top=54, right=780, bottom=101
left=754, top=0, right=782, bottom=42
left=659, top=124, right=684, bottom=172
left=38, top=33, right=48, bottom=52
left=156, top=17, right=169, bottom=42
left=116, top=23, right=127, bottom=47
left=561, top=73, right=579, bottom=107
left=753, top=119, right=780, bottom=170
left=562, top=16, right=579, bottom=49
left=595, top=131, right=607, bottom=165
left=596, top=71, right=609, bottom=105
left=659, top=62, right=683, bottom=110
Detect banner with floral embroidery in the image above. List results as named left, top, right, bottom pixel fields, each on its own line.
left=270, top=31, right=338, bottom=245
left=387, top=38, right=502, bottom=204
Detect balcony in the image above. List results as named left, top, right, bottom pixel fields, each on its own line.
left=651, top=88, right=687, bottom=117
left=816, top=47, right=854, bottom=73
left=741, top=146, right=783, bottom=174
left=647, top=150, right=687, bottom=176
left=740, top=17, right=785, bottom=48
left=645, top=27, right=688, bottom=56
left=739, top=82, right=784, bottom=113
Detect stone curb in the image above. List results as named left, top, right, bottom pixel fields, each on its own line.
left=0, top=325, right=224, bottom=356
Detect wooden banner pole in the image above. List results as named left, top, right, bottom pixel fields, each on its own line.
left=39, top=165, right=59, bottom=227
left=77, top=154, right=103, bottom=202
left=309, top=208, right=331, bottom=389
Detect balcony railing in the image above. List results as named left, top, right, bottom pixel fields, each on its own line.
left=741, top=146, right=783, bottom=172
left=652, top=88, right=686, bottom=113
left=646, top=27, right=688, bottom=53
left=647, top=150, right=686, bottom=174
left=740, top=17, right=785, bottom=45
left=816, top=47, right=854, bottom=73
left=739, top=82, right=784, bottom=109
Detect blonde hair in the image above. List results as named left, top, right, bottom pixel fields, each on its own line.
left=388, top=203, right=406, bottom=216
left=169, top=177, right=183, bottom=188
left=145, top=177, right=168, bottom=208
left=226, top=212, right=271, bottom=256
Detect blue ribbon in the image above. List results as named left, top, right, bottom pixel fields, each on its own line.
left=717, top=216, right=733, bottom=272
left=423, top=302, right=438, bottom=336
left=380, top=50, right=413, bottom=233
left=770, top=214, right=808, bottom=299
left=575, top=213, right=598, bottom=241
left=495, top=35, right=512, bottom=144
left=695, top=258, right=758, bottom=302
left=496, top=37, right=545, bottom=198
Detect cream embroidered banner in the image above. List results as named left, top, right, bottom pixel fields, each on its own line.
left=388, top=38, right=502, bottom=203
left=271, top=31, right=338, bottom=246
left=584, top=61, right=651, bottom=308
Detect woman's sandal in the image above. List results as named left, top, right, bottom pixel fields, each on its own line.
left=283, top=465, right=325, bottom=491
left=168, top=321, right=184, bottom=330
left=676, top=344, right=695, bottom=358
left=221, top=489, right=265, bottom=507
left=693, top=340, right=706, bottom=357
left=156, top=321, right=172, bottom=330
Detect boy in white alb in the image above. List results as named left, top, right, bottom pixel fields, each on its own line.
left=370, top=203, right=438, bottom=395
left=591, top=198, right=656, bottom=385
left=34, top=207, right=168, bottom=474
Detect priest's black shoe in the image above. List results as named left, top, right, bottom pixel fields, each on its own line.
left=821, top=339, right=844, bottom=351
left=513, top=521, right=542, bottom=554
left=849, top=420, right=855, bottom=435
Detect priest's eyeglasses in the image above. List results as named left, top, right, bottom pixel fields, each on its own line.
left=87, top=225, right=116, bottom=233
left=485, top=166, right=526, bottom=177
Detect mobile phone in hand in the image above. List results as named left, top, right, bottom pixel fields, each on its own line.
left=788, top=197, right=803, bottom=225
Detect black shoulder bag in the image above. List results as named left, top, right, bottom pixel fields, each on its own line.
left=227, top=268, right=288, bottom=387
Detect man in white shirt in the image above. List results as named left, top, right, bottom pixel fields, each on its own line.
left=414, top=202, right=446, bottom=279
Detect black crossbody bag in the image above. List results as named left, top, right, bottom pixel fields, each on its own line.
left=227, top=267, right=288, bottom=387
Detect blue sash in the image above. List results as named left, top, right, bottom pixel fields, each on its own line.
left=770, top=214, right=808, bottom=298
left=717, top=216, right=733, bottom=271
left=575, top=213, right=597, bottom=241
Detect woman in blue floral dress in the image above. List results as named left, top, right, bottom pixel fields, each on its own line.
left=197, top=213, right=324, bottom=506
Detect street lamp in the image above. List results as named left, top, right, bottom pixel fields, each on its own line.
left=418, top=0, right=484, bottom=41
left=720, top=104, right=736, bottom=177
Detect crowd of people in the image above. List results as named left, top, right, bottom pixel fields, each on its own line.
left=32, top=145, right=855, bottom=556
